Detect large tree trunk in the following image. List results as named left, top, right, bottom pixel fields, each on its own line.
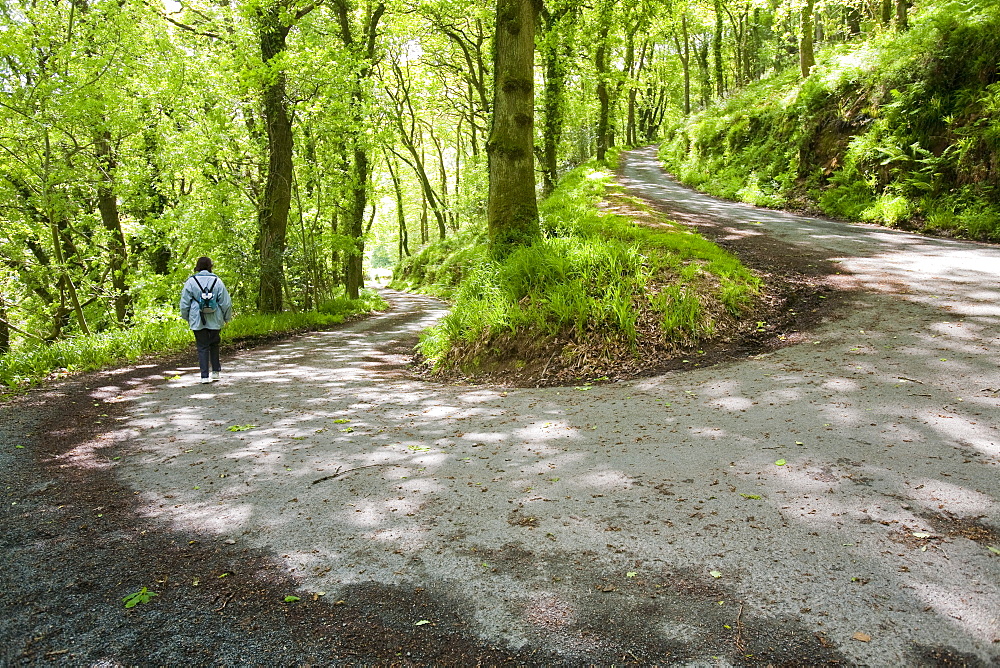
left=487, top=0, right=540, bottom=252
left=799, top=0, right=816, bottom=77
left=256, top=7, right=294, bottom=313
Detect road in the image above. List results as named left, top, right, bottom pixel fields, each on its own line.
left=5, top=147, right=997, bottom=665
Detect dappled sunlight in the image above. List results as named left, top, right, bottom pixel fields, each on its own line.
left=905, top=478, right=996, bottom=516
left=101, top=269, right=998, bottom=660
left=909, top=580, right=1000, bottom=644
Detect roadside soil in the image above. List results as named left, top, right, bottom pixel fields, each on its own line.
left=2, top=147, right=998, bottom=666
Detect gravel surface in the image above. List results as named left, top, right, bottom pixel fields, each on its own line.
left=2, top=147, right=998, bottom=666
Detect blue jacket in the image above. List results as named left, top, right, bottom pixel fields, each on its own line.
left=180, top=271, right=234, bottom=331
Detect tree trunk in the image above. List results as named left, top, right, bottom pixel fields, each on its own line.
left=43, top=130, right=89, bottom=337
left=330, top=210, right=342, bottom=289
left=420, top=195, right=429, bottom=244
left=387, top=59, right=451, bottom=237
left=799, top=0, right=816, bottom=78
left=695, top=36, right=711, bottom=108
left=386, top=157, right=409, bottom=259
left=431, top=129, right=450, bottom=237
left=94, top=128, right=132, bottom=324
left=674, top=15, right=692, bottom=115
left=140, top=118, right=172, bottom=275
left=594, top=3, right=612, bottom=162
left=334, top=0, right=385, bottom=299
left=0, top=296, right=9, bottom=355
left=487, top=0, right=540, bottom=252
left=344, top=147, right=367, bottom=301
left=713, top=0, right=725, bottom=98
left=846, top=5, right=862, bottom=36
left=256, top=7, right=294, bottom=313
left=880, top=0, right=893, bottom=28
left=539, top=6, right=569, bottom=196
left=895, top=0, right=909, bottom=30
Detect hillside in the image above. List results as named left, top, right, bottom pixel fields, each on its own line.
left=659, top=1, right=1000, bottom=241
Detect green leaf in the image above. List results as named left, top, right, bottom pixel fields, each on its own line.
left=284, top=595, right=301, bottom=603
left=227, top=424, right=257, bottom=432
left=333, top=418, right=351, bottom=423
left=709, top=570, right=722, bottom=578
left=775, top=459, right=786, bottom=466
left=987, top=546, right=1000, bottom=555
left=414, top=619, right=431, bottom=626
left=122, top=587, right=158, bottom=608
left=626, top=572, right=637, bottom=577
left=740, top=493, right=762, bottom=500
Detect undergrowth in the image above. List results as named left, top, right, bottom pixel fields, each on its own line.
left=660, top=0, right=1000, bottom=241
left=396, top=157, right=761, bottom=381
left=0, top=291, right=386, bottom=391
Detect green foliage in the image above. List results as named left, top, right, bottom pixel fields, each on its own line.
left=390, top=228, right=489, bottom=300
left=660, top=1, right=1000, bottom=241
left=404, top=158, right=760, bottom=373
left=122, top=587, right=158, bottom=609
left=0, top=290, right=385, bottom=391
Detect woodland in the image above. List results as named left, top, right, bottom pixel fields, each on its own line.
left=1, top=0, right=998, bottom=387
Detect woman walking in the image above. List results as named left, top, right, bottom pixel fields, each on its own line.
left=180, top=257, right=234, bottom=383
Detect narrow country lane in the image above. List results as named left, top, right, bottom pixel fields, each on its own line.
left=2, top=149, right=998, bottom=665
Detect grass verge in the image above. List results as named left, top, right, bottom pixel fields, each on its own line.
left=0, top=290, right=387, bottom=392
left=395, top=158, right=762, bottom=384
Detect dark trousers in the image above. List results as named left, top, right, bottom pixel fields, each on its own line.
left=193, top=328, right=222, bottom=378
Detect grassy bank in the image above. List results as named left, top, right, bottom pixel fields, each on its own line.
left=659, top=0, right=1000, bottom=241
left=393, top=158, right=761, bottom=382
left=0, top=291, right=386, bottom=391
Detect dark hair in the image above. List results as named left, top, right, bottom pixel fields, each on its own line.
left=195, top=256, right=213, bottom=272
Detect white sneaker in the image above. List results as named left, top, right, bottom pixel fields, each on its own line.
left=211, top=371, right=221, bottom=381
left=200, top=376, right=211, bottom=384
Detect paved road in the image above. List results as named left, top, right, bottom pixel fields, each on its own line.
left=109, top=149, right=999, bottom=664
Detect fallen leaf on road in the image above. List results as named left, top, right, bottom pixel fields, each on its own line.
left=775, top=459, right=787, bottom=466
left=852, top=632, right=871, bottom=642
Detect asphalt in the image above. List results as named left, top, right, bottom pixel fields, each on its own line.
left=82, top=148, right=1000, bottom=664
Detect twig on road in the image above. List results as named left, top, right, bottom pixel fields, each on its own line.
left=735, top=602, right=746, bottom=653
left=311, top=462, right=401, bottom=485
